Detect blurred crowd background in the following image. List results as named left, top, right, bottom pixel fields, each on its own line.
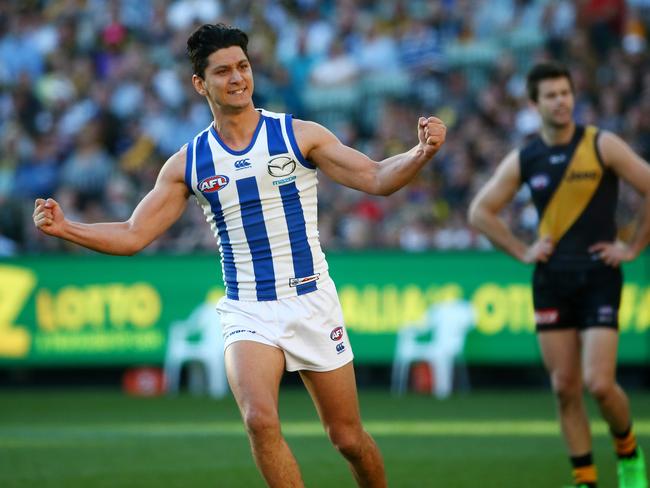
left=1, top=0, right=649, bottom=255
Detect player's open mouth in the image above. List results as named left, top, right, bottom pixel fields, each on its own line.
left=229, top=88, right=246, bottom=95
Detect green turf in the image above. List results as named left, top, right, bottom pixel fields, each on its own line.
left=0, top=389, right=648, bottom=487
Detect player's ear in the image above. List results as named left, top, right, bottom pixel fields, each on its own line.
left=192, top=74, right=207, bottom=96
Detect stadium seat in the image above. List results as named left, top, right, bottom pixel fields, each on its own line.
left=391, top=300, right=475, bottom=398
left=163, top=303, right=228, bottom=398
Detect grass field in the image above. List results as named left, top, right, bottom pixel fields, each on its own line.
left=1, top=388, right=649, bottom=487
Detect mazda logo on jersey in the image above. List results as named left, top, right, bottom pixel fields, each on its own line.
left=198, top=175, right=229, bottom=193
left=267, top=156, right=296, bottom=177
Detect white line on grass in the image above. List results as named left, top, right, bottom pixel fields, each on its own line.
left=1, top=420, right=649, bottom=448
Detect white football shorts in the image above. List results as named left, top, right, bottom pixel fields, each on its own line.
left=216, top=278, right=354, bottom=372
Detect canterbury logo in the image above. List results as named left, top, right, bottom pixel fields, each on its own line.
left=234, top=158, right=251, bottom=170
left=267, top=156, right=296, bottom=177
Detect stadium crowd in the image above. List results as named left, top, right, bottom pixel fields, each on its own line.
left=1, top=0, right=649, bottom=255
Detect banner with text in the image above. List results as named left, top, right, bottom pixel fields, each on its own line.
left=0, top=253, right=648, bottom=366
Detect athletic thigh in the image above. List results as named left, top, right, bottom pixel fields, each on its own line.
left=537, top=329, right=582, bottom=387
left=299, top=362, right=363, bottom=431
left=581, top=327, right=619, bottom=386
left=225, top=341, right=286, bottom=415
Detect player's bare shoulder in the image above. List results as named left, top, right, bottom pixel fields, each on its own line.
left=158, top=145, right=188, bottom=181
left=596, top=130, right=650, bottom=192
left=166, top=144, right=188, bottom=173
left=290, top=118, right=337, bottom=160
left=493, top=148, right=521, bottom=182
left=596, top=130, right=628, bottom=167
left=154, top=145, right=191, bottom=197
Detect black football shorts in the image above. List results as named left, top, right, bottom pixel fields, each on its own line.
left=532, top=264, right=622, bottom=332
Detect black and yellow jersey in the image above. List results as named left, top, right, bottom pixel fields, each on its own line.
left=519, top=125, right=618, bottom=270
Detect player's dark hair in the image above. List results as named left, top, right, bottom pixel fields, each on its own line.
left=187, top=23, right=249, bottom=78
left=526, top=61, right=574, bottom=102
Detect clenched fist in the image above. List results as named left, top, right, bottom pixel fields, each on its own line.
left=417, top=116, right=446, bottom=157
left=33, top=198, right=65, bottom=237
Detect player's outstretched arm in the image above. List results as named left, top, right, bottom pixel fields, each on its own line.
left=468, top=149, right=553, bottom=263
left=294, top=117, right=445, bottom=196
left=33, top=148, right=190, bottom=255
left=589, top=132, right=650, bottom=266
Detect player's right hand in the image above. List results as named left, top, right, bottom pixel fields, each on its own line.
left=417, top=116, right=446, bottom=158
left=33, top=198, right=65, bottom=237
left=523, top=237, right=554, bottom=263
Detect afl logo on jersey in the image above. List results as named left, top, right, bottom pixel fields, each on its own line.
left=530, top=173, right=550, bottom=190
left=267, top=156, right=296, bottom=177
left=199, top=175, right=229, bottom=193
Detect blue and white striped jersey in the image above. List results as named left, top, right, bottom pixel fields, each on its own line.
left=185, top=109, right=329, bottom=301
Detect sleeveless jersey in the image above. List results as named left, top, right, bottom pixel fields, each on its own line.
left=185, top=109, right=328, bottom=301
left=519, top=125, right=618, bottom=270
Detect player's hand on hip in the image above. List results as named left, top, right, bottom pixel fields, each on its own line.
left=589, top=240, right=634, bottom=267
left=33, top=198, right=65, bottom=237
left=523, top=237, right=554, bottom=263
left=417, top=116, right=446, bottom=157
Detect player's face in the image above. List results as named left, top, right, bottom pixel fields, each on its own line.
left=534, top=77, right=574, bottom=129
left=196, top=46, right=254, bottom=111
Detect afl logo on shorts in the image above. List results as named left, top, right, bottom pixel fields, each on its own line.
left=330, top=326, right=344, bottom=341
left=199, top=175, right=229, bottom=193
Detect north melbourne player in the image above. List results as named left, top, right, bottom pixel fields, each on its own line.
left=33, top=23, right=446, bottom=488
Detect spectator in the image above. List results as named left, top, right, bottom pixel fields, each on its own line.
left=2, top=0, right=649, bottom=254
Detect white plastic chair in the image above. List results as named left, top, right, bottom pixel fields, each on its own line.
left=391, top=300, right=475, bottom=398
left=164, top=303, right=228, bottom=398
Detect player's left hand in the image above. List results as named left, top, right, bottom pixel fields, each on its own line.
left=588, top=240, right=635, bottom=267
left=417, top=116, right=446, bottom=157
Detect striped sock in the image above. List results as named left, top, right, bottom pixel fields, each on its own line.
left=571, top=452, right=597, bottom=487
left=613, top=424, right=638, bottom=459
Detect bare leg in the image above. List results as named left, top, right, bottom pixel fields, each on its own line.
left=300, top=362, right=387, bottom=488
left=581, top=328, right=631, bottom=434
left=225, top=341, right=304, bottom=488
left=538, top=329, right=592, bottom=455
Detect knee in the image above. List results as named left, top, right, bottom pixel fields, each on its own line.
left=550, top=373, right=582, bottom=406
left=584, top=375, right=615, bottom=402
left=242, top=406, right=281, bottom=441
left=328, top=425, right=365, bottom=460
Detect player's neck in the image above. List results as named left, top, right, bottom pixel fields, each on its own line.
left=540, top=121, right=575, bottom=146
left=212, top=106, right=260, bottom=150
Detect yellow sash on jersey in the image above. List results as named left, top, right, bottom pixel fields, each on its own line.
left=538, top=126, right=602, bottom=243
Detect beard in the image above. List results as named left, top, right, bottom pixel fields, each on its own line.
left=544, top=113, right=573, bottom=130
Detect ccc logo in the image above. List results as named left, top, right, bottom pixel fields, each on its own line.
left=234, top=158, right=251, bottom=169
